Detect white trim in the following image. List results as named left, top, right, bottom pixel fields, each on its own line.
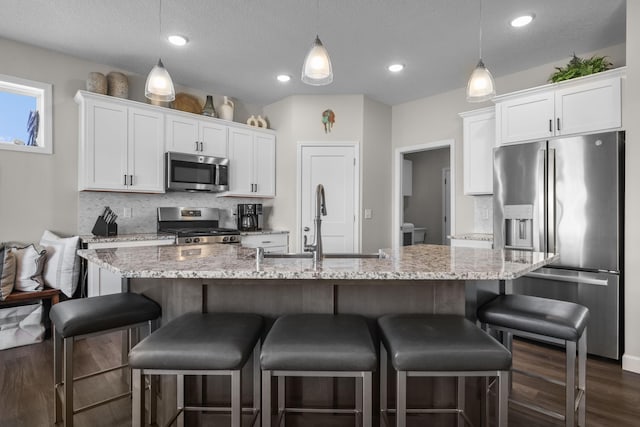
left=393, top=139, right=456, bottom=250
left=442, top=167, right=451, bottom=245
left=622, top=353, right=640, bottom=374
left=296, top=141, right=361, bottom=253
left=0, top=73, right=52, bottom=154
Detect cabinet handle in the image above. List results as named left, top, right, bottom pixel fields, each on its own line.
left=129, top=175, right=134, bottom=186
left=124, top=174, right=127, bottom=185
left=195, top=141, right=199, bottom=151
left=549, top=119, right=552, bottom=132
left=557, top=118, right=561, bottom=131
left=199, top=142, right=204, bottom=151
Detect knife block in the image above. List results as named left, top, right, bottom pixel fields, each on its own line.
left=91, top=216, right=118, bottom=237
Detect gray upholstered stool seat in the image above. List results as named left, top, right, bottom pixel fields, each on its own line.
left=49, top=293, right=161, bottom=427
left=130, top=312, right=264, bottom=427
left=477, top=294, right=589, bottom=427
left=261, top=313, right=376, bottom=427
left=477, top=294, right=589, bottom=341
left=378, top=314, right=511, bottom=427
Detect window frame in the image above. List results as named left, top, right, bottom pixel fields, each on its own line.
left=0, top=74, right=53, bottom=154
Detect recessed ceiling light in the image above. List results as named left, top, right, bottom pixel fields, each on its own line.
left=168, top=35, right=189, bottom=46
left=510, top=14, right=534, bottom=28
left=388, top=64, right=405, bottom=73
left=277, top=74, right=291, bottom=83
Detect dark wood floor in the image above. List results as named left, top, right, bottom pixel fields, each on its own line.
left=1, top=333, right=639, bottom=427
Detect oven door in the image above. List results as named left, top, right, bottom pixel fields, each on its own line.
left=166, top=152, right=228, bottom=192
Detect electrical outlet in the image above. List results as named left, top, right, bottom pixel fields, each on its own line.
left=122, top=207, right=132, bottom=218
left=364, top=208, right=372, bottom=219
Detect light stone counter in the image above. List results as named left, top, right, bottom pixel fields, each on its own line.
left=449, top=233, right=494, bottom=242
left=79, top=232, right=175, bottom=245
left=77, top=243, right=556, bottom=281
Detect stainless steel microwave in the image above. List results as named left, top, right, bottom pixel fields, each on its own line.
left=165, top=152, right=229, bottom=192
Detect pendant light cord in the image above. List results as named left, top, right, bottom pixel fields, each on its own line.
left=478, top=0, right=483, bottom=60
left=315, top=0, right=320, bottom=37
left=159, top=0, right=163, bottom=37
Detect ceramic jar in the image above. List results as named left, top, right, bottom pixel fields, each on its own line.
left=107, top=72, right=129, bottom=98
left=218, top=96, right=235, bottom=121
left=86, top=72, right=107, bottom=94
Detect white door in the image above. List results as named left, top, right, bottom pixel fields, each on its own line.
left=300, top=144, right=358, bottom=253
left=442, top=168, right=451, bottom=245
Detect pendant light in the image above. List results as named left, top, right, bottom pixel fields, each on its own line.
left=301, top=0, right=333, bottom=85
left=145, top=0, right=175, bottom=102
left=466, top=0, right=495, bottom=102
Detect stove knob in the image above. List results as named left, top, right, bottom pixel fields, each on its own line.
left=230, top=236, right=237, bottom=242
left=223, top=236, right=229, bottom=242
left=185, top=238, right=192, bottom=244
left=194, top=237, right=200, bottom=243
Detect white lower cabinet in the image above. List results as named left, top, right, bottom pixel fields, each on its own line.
left=241, top=232, right=288, bottom=254
left=86, top=239, right=174, bottom=297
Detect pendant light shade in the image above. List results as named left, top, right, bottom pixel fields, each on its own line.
left=145, top=58, right=176, bottom=102
left=466, top=0, right=495, bottom=102
left=301, top=35, right=333, bottom=86
left=466, top=59, right=495, bottom=102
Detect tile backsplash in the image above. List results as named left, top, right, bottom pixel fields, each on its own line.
left=473, top=195, right=493, bottom=233
left=78, top=192, right=271, bottom=235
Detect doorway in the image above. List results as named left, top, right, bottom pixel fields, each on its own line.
left=393, top=140, right=455, bottom=249
left=297, top=142, right=360, bottom=253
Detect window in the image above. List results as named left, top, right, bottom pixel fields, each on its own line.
left=0, top=74, right=52, bottom=154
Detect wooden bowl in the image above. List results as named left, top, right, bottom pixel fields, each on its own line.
left=173, top=93, right=203, bottom=114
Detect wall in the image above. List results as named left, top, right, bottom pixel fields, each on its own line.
left=403, top=148, right=450, bottom=244
left=0, top=37, right=259, bottom=243
left=623, top=2, right=640, bottom=373
left=265, top=94, right=392, bottom=252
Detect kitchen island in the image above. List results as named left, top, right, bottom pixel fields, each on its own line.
left=77, top=243, right=557, bottom=426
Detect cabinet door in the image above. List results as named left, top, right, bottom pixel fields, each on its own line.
left=84, top=100, right=128, bottom=190
left=555, top=76, right=621, bottom=136
left=253, top=132, right=276, bottom=196
left=200, top=121, right=228, bottom=157
left=128, top=107, right=165, bottom=192
left=227, top=128, right=255, bottom=195
left=463, top=110, right=495, bottom=195
left=165, top=113, right=200, bottom=153
left=497, top=92, right=554, bottom=144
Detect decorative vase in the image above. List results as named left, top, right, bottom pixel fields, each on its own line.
left=218, top=96, right=235, bottom=121
left=106, top=72, right=129, bottom=98
left=247, top=115, right=258, bottom=126
left=202, top=95, right=217, bottom=117
left=86, top=72, right=107, bottom=94
left=256, top=115, right=268, bottom=128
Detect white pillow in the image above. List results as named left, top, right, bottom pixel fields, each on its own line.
left=11, top=244, right=46, bottom=292
left=39, top=230, right=80, bottom=298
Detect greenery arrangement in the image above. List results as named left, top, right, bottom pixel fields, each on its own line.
left=549, top=53, right=613, bottom=83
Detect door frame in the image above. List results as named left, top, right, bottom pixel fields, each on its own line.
left=442, top=167, right=451, bottom=245
left=393, top=139, right=456, bottom=250
left=296, top=141, right=361, bottom=253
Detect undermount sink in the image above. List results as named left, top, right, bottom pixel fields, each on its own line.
left=262, top=251, right=387, bottom=259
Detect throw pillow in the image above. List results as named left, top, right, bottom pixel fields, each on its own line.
left=39, top=230, right=81, bottom=298
left=10, top=244, right=46, bottom=292
left=0, top=245, right=16, bottom=300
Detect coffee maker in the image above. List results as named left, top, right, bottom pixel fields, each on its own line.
left=237, top=204, right=263, bottom=231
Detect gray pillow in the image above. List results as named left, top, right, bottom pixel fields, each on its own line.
left=10, top=244, right=46, bottom=292
left=0, top=245, right=16, bottom=300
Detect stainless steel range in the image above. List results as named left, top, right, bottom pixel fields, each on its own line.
left=157, top=207, right=240, bottom=245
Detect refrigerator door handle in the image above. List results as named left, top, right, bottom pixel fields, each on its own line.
left=524, top=271, right=609, bottom=287
left=537, top=148, right=547, bottom=252
left=547, top=148, right=556, bottom=254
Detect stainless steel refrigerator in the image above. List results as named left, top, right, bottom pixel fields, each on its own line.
left=493, top=131, right=624, bottom=359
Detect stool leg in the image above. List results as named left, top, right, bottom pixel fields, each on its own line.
left=278, top=376, right=286, bottom=425
left=177, top=374, right=185, bottom=427
left=497, top=371, right=508, bottom=427
left=379, top=345, right=388, bottom=427
left=565, top=340, right=577, bottom=427
left=396, top=371, right=407, bottom=427
left=253, top=341, right=262, bottom=427
left=149, top=375, right=158, bottom=426
left=501, top=330, right=513, bottom=392
left=122, top=330, right=130, bottom=383
left=362, top=371, right=372, bottom=427
left=578, top=331, right=587, bottom=427
left=481, top=377, right=489, bottom=427
left=262, top=370, right=272, bottom=427
left=64, top=337, right=74, bottom=427
left=132, top=369, right=144, bottom=427
left=231, top=370, right=242, bottom=427
left=457, top=377, right=465, bottom=427
left=53, top=328, right=63, bottom=424
left=356, top=376, right=363, bottom=426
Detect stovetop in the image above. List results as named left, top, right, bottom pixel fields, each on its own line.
left=157, top=207, right=241, bottom=245
left=161, top=227, right=240, bottom=237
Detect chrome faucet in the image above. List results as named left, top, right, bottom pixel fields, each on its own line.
left=304, top=184, right=327, bottom=263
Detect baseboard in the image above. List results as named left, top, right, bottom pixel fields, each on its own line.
left=622, top=353, right=640, bottom=374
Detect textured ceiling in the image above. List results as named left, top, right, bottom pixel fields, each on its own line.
left=0, top=0, right=626, bottom=106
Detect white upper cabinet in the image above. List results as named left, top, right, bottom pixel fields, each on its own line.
left=227, top=127, right=276, bottom=197
left=165, top=112, right=228, bottom=157
left=460, top=107, right=495, bottom=195
left=494, top=67, right=624, bottom=145
left=76, top=91, right=164, bottom=193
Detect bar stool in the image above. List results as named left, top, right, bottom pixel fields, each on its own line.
left=129, top=312, right=264, bottom=427
left=260, top=313, right=377, bottom=427
left=477, top=294, right=589, bottom=427
left=49, top=292, right=161, bottom=427
left=378, top=314, right=511, bottom=427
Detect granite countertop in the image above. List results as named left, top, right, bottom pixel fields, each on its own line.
left=77, top=244, right=557, bottom=281
left=449, top=233, right=494, bottom=242
left=80, top=233, right=176, bottom=245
